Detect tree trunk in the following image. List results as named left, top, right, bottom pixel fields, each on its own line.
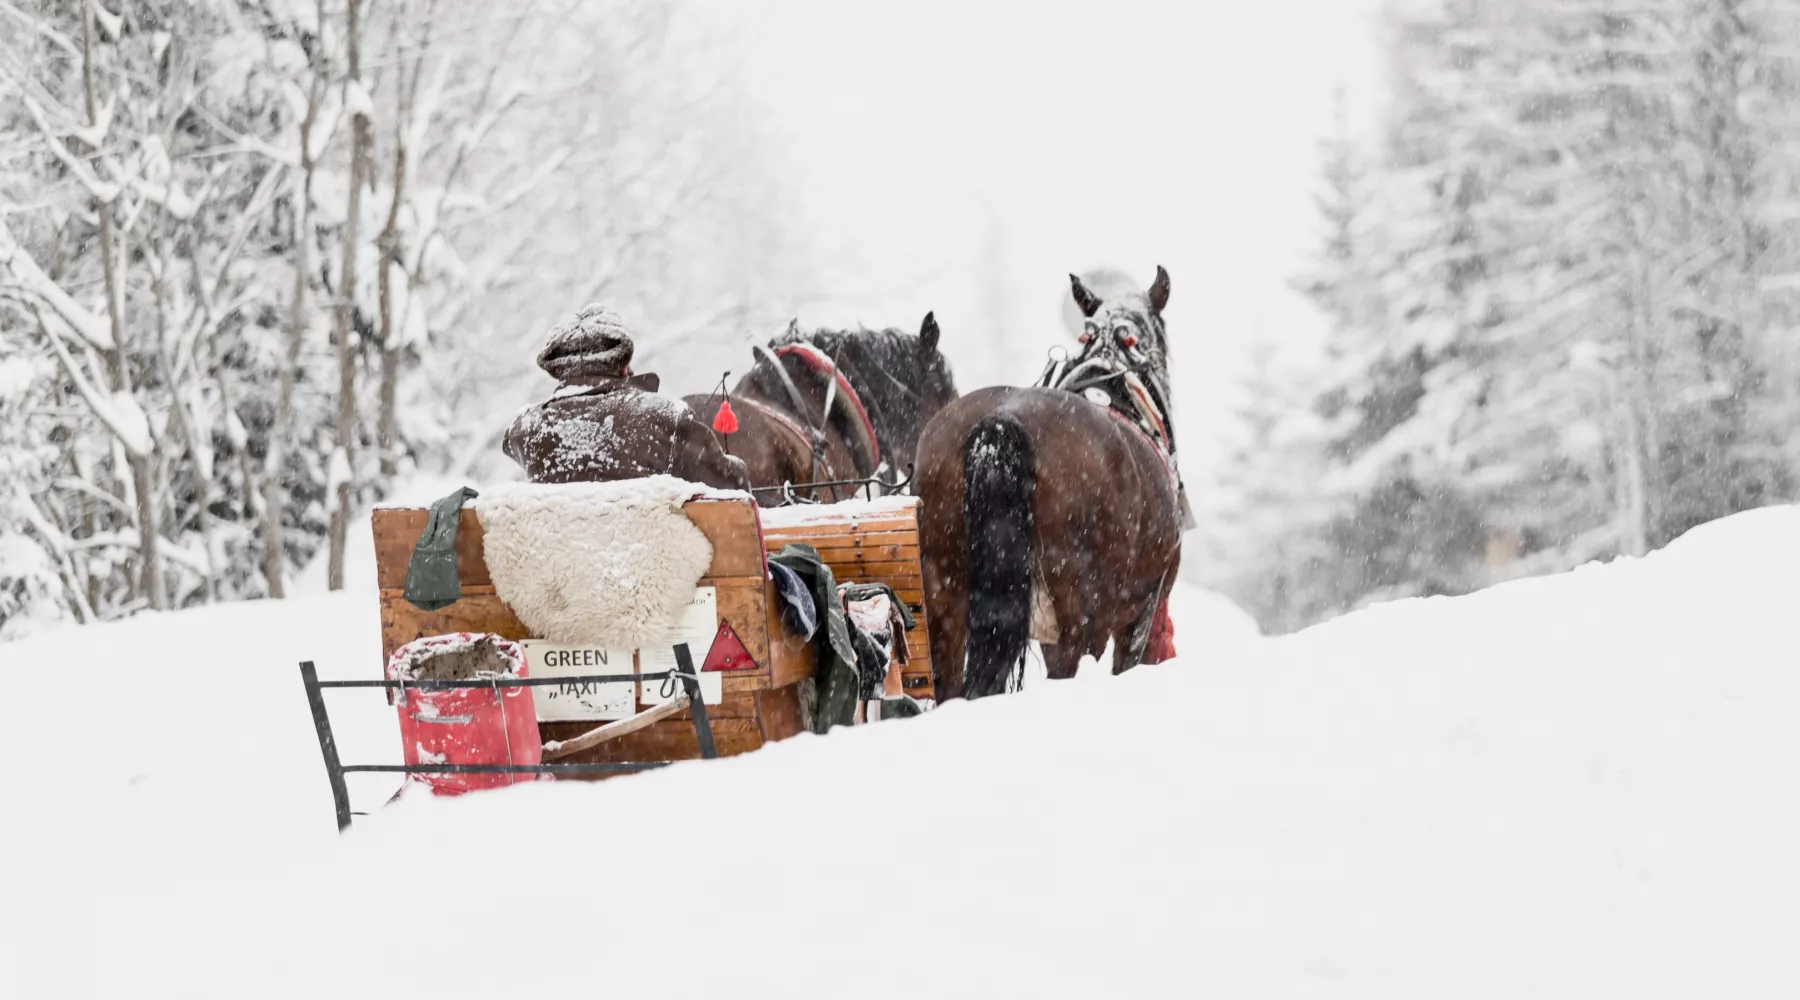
left=156, top=226, right=217, bottom=603
left=377, top=112, right=409, bottom=483
left=1618, top=237, right=1658, bottom=559
left=328, top=0, right=371, bottom=592
left=83, top=10, right=163, bottom=610
left=266, top=41, right=326, bottom=600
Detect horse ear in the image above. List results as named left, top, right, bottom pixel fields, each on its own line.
left=1148, top=265, right=1171, bottom=314
left=918, top=312, right=940, bottom=355
left=1070, top=274, right=1102, bottom=318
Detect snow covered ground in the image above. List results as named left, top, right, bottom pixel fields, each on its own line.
left=3, top=507, right=1798, bottom=998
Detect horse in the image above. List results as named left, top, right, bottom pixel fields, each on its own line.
left=915, top=267, right=1183, bottom=700
left=686, top=314, right=960, bottom=504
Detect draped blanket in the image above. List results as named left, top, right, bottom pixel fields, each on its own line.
left=473, top=477, right=713, bottom=649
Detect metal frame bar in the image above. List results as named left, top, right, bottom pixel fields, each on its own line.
left=674, top=643, right=717, bottom=759
left=749, top=463, right=915, bottom=504
left=299, top=642, right=721, bottom=833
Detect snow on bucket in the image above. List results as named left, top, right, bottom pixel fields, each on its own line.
left=387, top=633, right=542, bottom=796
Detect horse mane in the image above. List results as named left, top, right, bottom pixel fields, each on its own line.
left=739, top=323, right=933, bottom=468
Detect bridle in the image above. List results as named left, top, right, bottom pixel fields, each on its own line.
left=1039, top=316, right=1176, bottom=458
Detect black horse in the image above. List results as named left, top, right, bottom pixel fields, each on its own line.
left=686, top=315, right=960, bottom=504
left=916, top=267, right=1183, bottom=699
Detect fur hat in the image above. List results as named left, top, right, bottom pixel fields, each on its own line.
left=537, top=303, right=636, bottom=380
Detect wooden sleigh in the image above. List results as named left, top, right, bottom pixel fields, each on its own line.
left=370, top=492, right=936, bottom=771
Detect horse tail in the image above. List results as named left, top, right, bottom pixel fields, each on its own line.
left=961, top=415, right=1035, bottom=699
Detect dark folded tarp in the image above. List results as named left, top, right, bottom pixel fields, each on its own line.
left=403, top=486, right=479, bottom=611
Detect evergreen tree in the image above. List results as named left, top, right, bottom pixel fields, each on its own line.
left=1236, top=0, right=1800, bottom=630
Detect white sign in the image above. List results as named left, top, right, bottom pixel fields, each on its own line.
left=638, top=586, right=723, bottom=706
left=522, top=642, right=636, bottom=721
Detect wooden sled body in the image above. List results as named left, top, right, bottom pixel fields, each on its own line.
left=371, top=493, right=935, bottom=774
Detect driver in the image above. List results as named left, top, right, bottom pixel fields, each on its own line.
left=503, top=303, right=750, bottom=491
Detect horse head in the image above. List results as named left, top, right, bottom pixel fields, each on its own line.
left=1063, top=266, right=1174, bottom=447
left=1068, top=265, right=1170, bottom=379
left=883, top=312, right=960, bottom=468
left=762, top=313, right=959, bottom=482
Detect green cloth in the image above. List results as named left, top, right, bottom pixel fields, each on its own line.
left=770, top=542, right=859, bottom=734
left=403, top=486, right=479, bottom=611
left=878, top=696, right=924, bottom=720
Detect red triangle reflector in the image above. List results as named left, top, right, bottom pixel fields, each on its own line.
left=701, top=619, right=757, bottom=672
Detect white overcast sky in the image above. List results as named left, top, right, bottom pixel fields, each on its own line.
left=727, top=0, right=1383, bottom=470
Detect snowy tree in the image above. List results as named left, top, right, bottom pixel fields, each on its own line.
left=1234, top=0, right=1800, bottom=629
left=1199, top=335, right=1335, bottom=633
left=0, top=0, right=819, bottom=635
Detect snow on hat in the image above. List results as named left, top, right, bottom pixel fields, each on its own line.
left=537, top=303, right=636, bottom=380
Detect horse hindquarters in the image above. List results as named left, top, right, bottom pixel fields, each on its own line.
left=962, top=416, right=1035, bottom=699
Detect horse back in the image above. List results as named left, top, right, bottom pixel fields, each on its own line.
left=918, top=387, right=1180, bottom=536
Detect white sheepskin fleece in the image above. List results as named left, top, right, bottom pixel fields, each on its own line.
left=473, top=476, right=714, bottom=648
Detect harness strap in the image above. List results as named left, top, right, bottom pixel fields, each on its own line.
left=753, top=344, right=819, bottom=434
left=1121, top=371, right=1169, bottom=445
left=775, top=343, right=882, bottom=471
left=735, top=395, right=846, bottom=486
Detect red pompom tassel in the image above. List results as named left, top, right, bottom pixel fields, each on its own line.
left=712, top=399, right=739, bottom=434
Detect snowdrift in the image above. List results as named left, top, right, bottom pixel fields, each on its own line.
left=3, top=508, right=1798, bottom=998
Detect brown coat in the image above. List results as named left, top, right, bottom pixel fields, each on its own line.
left=503, top=374, right=751, bottom=490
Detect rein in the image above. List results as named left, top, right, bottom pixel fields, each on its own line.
left=1044, top=353, right=1169, bottom=435
left=1043, top=348, right=1177, bottom=466
left=754, top=343, right=816, bottom=430
left=753, top=343, right=832, bottom=484
left=772, top=342, right=883, bottom=471
left=735, top=395, right=847, bottom=486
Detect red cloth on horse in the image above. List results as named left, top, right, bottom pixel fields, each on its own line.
left=1144, top=598, right=1176, bottom=665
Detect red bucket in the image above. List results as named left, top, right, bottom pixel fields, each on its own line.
left=387, top=633, right=542, bottom=796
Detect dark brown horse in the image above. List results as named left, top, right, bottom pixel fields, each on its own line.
left=917, top=267, right=1182, bottom=699
left=686, top=315, right=959, bottom=504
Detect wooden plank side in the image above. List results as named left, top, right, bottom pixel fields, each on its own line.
left=766, top=580, right=817, bottom=689
left=708, top=579, right=772, bottom=669
left=684, top=498, right=767, bottom=578
left=757, top=685, right=805, bottom=743
left=760, top=514, right=919, bottom=535
left=373, top=508, right=489, bottom=591
left=721, top=670, right=771, bottom=694
left=812, top=561, right=920, bottom=580
left=373, top=496, right=766, bottom=591
left=380, top=593, right=530, bottom=665
left=768, top=543, right=918, bottom=564
left=761, top=529, right=919, bottom=551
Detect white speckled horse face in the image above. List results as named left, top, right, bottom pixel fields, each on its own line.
left=1068, top=265, right=1172, bottom=390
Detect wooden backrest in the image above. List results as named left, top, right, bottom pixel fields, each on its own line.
left=371, top=496, right=770, bottom=668
left=369, top=493, right=936, bottom=702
